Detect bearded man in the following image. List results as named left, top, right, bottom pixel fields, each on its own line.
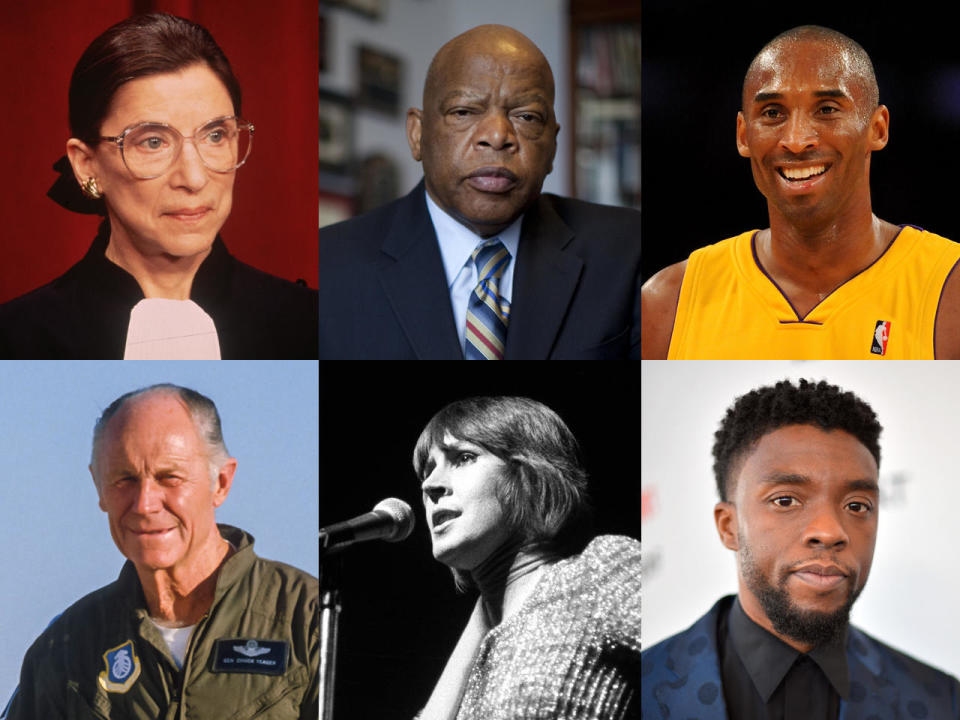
left=641, top=378, right=960, bottom=719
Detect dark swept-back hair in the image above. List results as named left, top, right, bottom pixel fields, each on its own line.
left=712, top=378, right=883, bottom=502
left=69, top=13, right=242, bottom=143
left=413, top=396, right=593, bottom=556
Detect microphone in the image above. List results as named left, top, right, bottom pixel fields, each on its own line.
left=320, top=498, right=415, bottom=554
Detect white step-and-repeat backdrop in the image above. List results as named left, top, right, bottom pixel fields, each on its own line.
left=641, top=360, right=959, bottom=677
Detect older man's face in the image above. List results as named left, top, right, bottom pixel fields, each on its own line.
left=409, top=38, right=559, bottom=237
left=91, top=393, right=231, bottom=572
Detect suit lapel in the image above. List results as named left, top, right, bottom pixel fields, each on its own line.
left=506, top=195, right=583, bottom=359
left=650, top=598, right=731, bottom=720
left=839, top=628, right=900, bottom=720
left=377, top=183, right=463, bottom=359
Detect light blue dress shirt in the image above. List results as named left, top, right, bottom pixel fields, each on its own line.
left=424, top=191, right=522, bottom=353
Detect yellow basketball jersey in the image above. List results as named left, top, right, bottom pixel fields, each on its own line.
left=667, top=226, right=960, bottom=359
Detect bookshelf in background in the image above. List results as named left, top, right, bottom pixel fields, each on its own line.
left=569, top=0, right=640, bottom=210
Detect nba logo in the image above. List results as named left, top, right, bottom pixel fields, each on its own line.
left=871, top=320, right=891, bottom=355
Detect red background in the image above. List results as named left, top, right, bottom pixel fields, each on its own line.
left=0, top=0, right=318, bottom=302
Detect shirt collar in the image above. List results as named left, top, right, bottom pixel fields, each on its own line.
left=424, top=189, right=522, bottom=290
left=119, top=524, right=257, bottom=614
left=808, top=623, right=851, bottom=699
left=728, top=595, right=851, bottom=701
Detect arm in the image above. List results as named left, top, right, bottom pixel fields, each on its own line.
left=640, top=260, right=686, bottom=359
left=935, top=258, right=960, bottom=359
left=417, top=599, right=489, bottom=720
left=2, top=649, right=66, bottom=720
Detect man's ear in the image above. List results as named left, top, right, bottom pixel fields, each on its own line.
left=212, top=458, right=238, bottom=508
left=868, top=104, right=890, bottom=151
left=736, top=112, right=751, bottom=158
left=406, top=108, right=423, bottom=162
left=714, top=501, right=740, bottom=551
left=546, top=122, right=561, bottom=174
left=90, top=464, right=106, bottom=512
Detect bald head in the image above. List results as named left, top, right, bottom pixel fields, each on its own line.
left=744, top=26, right=879, bottom=120
left=91, top=384, right=229, bottom=485
left=423, top=24, right=555, bottom=110
left=407, top=23, right=560, bottom=238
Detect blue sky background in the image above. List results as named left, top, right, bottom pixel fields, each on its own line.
left=0, top=361, right=318, bottom=706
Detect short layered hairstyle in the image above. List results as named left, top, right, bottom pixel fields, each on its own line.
left=413, top=396, right=593, bottom=556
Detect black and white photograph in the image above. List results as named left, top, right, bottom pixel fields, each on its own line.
left=320, top=363, right=640, bottom=718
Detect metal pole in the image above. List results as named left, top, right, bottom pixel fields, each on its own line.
left=319, top=552, right=342, bottom=720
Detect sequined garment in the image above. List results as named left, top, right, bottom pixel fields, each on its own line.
left=456, top=535, right=640, bottom=720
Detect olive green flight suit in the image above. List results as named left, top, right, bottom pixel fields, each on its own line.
left=4, top=525, right=318, bottom=720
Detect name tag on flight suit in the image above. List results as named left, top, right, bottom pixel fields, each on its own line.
left=211, top=638, right=289, bottom=675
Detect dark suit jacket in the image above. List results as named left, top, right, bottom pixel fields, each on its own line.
left=641, top=596, right=960, bottom=719
left=318, top=180, right=640, bottom=359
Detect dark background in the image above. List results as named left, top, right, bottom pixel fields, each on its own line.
left=641, top=1, right=960, bottom=283
left=319, top=363, right=640, bottom=720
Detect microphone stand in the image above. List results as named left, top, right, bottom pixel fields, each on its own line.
left=319, top=544, right=342, bottom=720
left=318, top=501, right=413, bottom=719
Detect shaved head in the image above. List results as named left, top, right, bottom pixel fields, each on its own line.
left=407, top=24, right=560, bottom=237
left=423, top=24, right=555, bottom=110
left=744, top=26, right=879, bottom=120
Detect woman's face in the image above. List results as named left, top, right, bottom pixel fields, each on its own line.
left=73, top=63, right=237, bottom=260
left=420, top=432, right=514, bottom=570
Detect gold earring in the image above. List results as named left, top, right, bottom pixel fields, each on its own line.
left=80, top=177, right=102, bottom=199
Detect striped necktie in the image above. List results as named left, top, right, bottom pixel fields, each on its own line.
left=465, top=239, right=511, bottom=360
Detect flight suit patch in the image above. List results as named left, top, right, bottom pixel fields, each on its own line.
left=211, top=639, right=289, bottom=675
left=98, top=640, right=142, bottom=693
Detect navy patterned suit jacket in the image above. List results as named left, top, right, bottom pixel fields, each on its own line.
left=641, top=596, right=960, bottom=720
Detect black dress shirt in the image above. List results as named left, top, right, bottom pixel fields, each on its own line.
left=0, top=226, right=318, bottom=359
left=717, top=596, right=850, bottom=720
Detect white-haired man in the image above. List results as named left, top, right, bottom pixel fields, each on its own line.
left=3, top=384, right=318, bottom=719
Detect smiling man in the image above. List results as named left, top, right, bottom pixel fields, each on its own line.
left=2, top=384, right=318, bottom=720
left=641, top=378, right=960, bottom=720
left=641, top=25, right=960, bottom=359
left=319, top=24, right=640, bottom=359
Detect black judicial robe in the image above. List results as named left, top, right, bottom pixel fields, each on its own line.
left=0, top=234, right=318, bottom=359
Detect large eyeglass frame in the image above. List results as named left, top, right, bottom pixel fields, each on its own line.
left=98, top=115, right=255, bottom=180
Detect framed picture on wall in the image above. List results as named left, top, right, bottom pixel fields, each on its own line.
left=356, top=45, right=402, bottom=116
left=319, top=89, right=353, bottom=174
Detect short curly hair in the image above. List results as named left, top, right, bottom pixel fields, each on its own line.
left=712, top=379, right=882, bottom=502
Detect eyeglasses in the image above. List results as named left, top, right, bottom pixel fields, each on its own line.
left=99, top=116, right=254, bottom=180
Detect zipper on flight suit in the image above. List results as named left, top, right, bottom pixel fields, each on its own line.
left=167, top=612, right=209, bottom=720
left=168, top=615, right=308, bottom=720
